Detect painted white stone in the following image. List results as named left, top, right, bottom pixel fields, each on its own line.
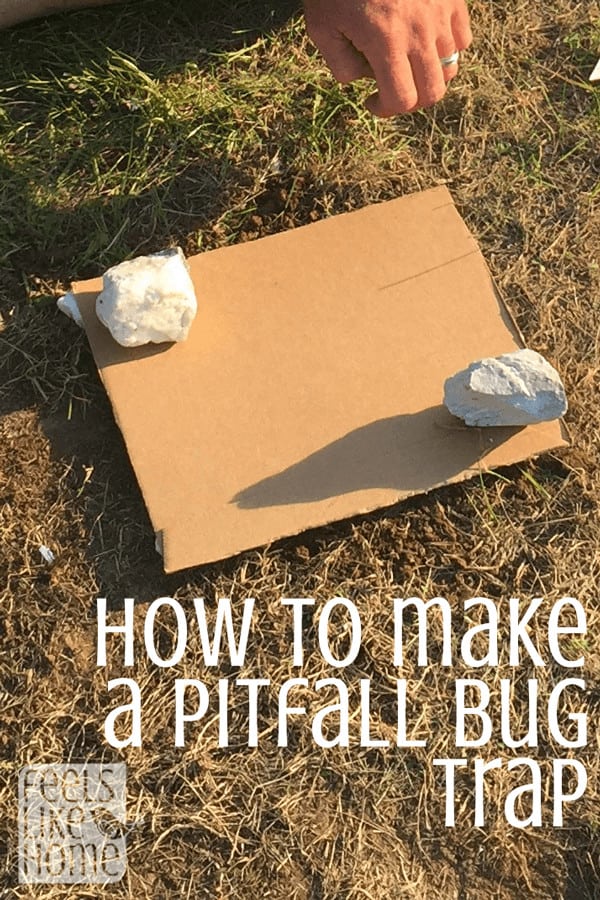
left=590, top=59, right=600, bottom=82
left=57, top=291, right=84, bottom=328
left=444, top=348, right=567, bottom=427
left=96, top=247, right=197, bottom=347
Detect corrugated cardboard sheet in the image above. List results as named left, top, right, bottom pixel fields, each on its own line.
left=74, top=186, right=568, bottom=572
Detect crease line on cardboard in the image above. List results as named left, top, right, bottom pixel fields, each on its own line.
left=378, top=248, right=480, bottom=291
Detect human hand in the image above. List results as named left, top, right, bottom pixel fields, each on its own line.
left=302, top=0, right=472, bottom=117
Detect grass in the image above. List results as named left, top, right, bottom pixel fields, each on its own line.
left=1, top=0, right=600, bottom=897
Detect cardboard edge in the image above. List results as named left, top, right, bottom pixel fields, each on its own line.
left=72, top=292, right=173, bottom=548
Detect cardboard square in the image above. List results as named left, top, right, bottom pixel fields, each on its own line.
left=74, top=186, right=568, bottom=572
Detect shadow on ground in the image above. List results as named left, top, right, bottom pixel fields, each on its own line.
left=0, top=0, right=302, bottom=286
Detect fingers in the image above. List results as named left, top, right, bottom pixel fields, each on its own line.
left=308, top=29, right=375, bottom=83
left=362, top=11, right=468, bottom=116
left=441, top=61, right=459, bottom=85
left=437, top=32, right=459, bottom=83
left=410, top=48, right=449, bottom=105
left=451, top=3, right=473, bottom=51
left=365, top=52, right=419, bottom=117
left=368, top=45, right=455, bottom=117
left=305, top=0, right=472, bottom=118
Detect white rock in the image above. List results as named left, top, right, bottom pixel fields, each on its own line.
left=590, top=59, right=600, bottom=82
left=57, top=291, right=84, bottom=328
left=444, top=348, right=567, bottom=427
left=96, top=247, right=197, bottom=347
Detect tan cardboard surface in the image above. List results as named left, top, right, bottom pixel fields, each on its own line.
left=74, top=186, right=569, bottom=572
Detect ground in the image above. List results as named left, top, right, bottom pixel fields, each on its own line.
left=1, top=0, right=599, bottom=897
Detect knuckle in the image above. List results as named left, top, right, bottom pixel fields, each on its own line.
left=384, top=92, right=419, bottom=115
left=452, top=10, right=473, bottom=48
left=421, top=84, right=447, bottom=106
left=453, top=29, right=472, bottom=51
left=402, top=92, right=420, bottom=111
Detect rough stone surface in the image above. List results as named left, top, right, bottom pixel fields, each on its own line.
left=444, top=348, right=567, bottom=427
left=96, top=247, right=197, bottom=347
left=57, top=291, right=84, bottom=328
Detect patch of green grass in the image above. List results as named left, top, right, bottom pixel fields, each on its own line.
left=0, top=8, right=409, bottom=281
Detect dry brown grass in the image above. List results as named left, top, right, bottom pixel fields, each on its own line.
left=1, top=0, right=599, bottom=897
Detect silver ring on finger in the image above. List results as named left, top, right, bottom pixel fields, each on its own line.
left=439, top=50, right=460, bottom=67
